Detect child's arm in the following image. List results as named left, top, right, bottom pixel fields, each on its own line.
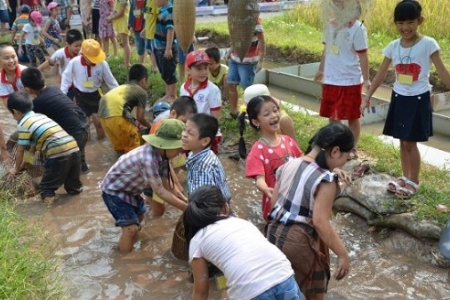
left=9, top=144, right=25, bottom=175
left=357, top=50, right=371, bottom=91
left=255, top=175, right=273, bottom=199
left=150, top=180, right=187, bottom=211
left=255, top=30, right=265, bottom=73
left=191, top=257, right=210, bottom=300
left=279, top=115, right=297, bottom=143
left=0, top=125, right=11, bottom=162
left=10, top=26, right=17, bottom=44
left=102, top=63, right=119, bottom=89
left=314, top=47, right=326, bottom=82
left=39, top=51, right=58, bottom=71
left=110, top=0, right=127, bottom=20
left=135, top=106, right=152, bottom=129
left=164, top=28, right=174, bottom=58
left=60, top=61, right=74, bottom=94
left=17, top=27, right=26, bottom=55
left=431, top=50, right=450, bottom=90
left=363, top=57, right=391, bottom=115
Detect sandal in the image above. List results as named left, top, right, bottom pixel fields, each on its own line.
left=387, top=176, right=408, bottom=193
left=351, top=160, right=370, bottom=179
left=395, top=179, right=420, bottom=199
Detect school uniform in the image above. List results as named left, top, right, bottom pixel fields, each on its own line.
left=0, top=64, right=27, bottom=99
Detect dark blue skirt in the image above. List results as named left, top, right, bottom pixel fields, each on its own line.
left=383, top=91, right=433, bottom=142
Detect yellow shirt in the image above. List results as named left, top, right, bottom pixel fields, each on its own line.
left=208, top=64, right=228, bottom=87
left=144, top=1, right=158, bottom=39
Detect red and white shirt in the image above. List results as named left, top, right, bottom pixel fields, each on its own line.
left=180, top=78, right=221, bottom=115
left=0, top=64, right=27, bottom=99
left=49, top=46, right=79, bottom=76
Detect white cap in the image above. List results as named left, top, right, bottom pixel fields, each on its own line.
left=243, top=84, right=271, bottom=104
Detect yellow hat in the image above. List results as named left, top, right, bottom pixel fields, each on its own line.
left=81, top=39, right=106, bottom=64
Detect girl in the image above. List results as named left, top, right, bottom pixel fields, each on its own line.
left=42, top=2, right=61, bottom=56
left=80, top=0, right=92, bottom=39
left=243, top=95, right=303, bottom=221
left=68, top=0, right=83, bottom=33
left=107, top=0, right=130, bottom=66
left=18, top=11, right=46, bottom=67
left=267, top=123, right=353, bottom=300
left=183, top=185, right=302, bottom=300
left=364, top=0, right=450, bottom=199
left=128, top=0, right=146, bottom=64
left=98, top=0, right=117, bottom=57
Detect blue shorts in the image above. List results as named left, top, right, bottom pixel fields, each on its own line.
left=146, top=39, right=154, bottom=52
left=251, top=276, right=302, bottom=300
left=102, top=192, right=147, bottom=227
left=134, top=32, right=145, bottom=56
left=0, top=9, right=9, bottom=23
left=227, top=59, right=257, bottom=89
left=154, top=46, right=178, bottom=85
left=178, top=43, right=194, bottom=64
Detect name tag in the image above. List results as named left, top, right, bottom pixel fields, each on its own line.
left=133, top=9, right=141, bottom=16
left=23, top=151, right=35, bottom=164
left=398, top=74, right=413, bottom=85
left=329, top=44, right=339, bottom=54
left=83, top=80, right=95, bottom=88
left=33, top=38, right=39, bottom=44
left=215, top=275, right=227, bottom=290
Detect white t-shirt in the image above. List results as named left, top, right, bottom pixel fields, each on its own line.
left=153, top=110, right=170, bottom=123
left=22, top=23, right=41, bottom=46
left=0, top=64, right=27, bottom=98
left=384, top=36, right=439, bottom=96
left=50, top=47, right=78, bottom=76
left=323, top=20, right=368, bottom=86
left=60, top=56, right=119, bottom=93
left=189, top=217, right=293, bottom=300
left=179, top=80, right=221, bottom=115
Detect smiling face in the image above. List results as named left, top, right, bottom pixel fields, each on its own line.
left=181, top=120, right=209, bottom=154
left=250, top=101, right=280, bottom=134
left=68, top=40, right=82, bottom=57
left=0, top=46, right=18, bottom=73
left=188, top=63, right=209, bottom=84
left=395, top=18, right=423, bottom=43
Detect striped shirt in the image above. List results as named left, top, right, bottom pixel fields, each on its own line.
left=186, top=148, right=231, bottom=202
left=269, top=159, right=336, bottom=226
left=11, top=14, right=30, bottom=44
left=100, top=144, right=162, bottom=206
left=18, top=111, right=79, bottom=159
left=152, top=3, right=176, bottom=50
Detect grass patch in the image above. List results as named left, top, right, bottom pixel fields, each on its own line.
left=0, top=195, right=62, bottom=299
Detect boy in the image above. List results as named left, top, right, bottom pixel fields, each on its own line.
left=61, top=39, right=118, bottom=140
left=39, top=29, right=83, bottom=100
left=0, top=42, right=27, bottom=102
left=205, top=47, right=228, bottom=99
left=180, top=50, right=222, bottom=153
left=18, top=11, right=45, bottom=68
left=141, top=0, right=158, bottom=72
left=20, top=67, right=90, bottom=173
left=152, top=0, right=177, bottom=103
left=101, top=119, right=188, bottom=253
left=7, top=91, right=82, bottom=203
left=98, top=64, right=152, bottom=154
left=10, top=4, right=31, bottom=63
left=181, top=113, right=231, bottom=202
left=148, top=95, right=197, bottom=217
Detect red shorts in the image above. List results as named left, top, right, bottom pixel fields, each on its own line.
left=320, top=83, right=363, bottom=120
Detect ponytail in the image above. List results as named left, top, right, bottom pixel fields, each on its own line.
left=238, top=105, right=248, bottom=159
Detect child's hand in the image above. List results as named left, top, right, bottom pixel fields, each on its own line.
left=360, top=95, right=371, bottom=117
left=314, top=70, right=323, bottom=82
left=140, top=29, right=146, bottom=38
left=265, top=187, right=274, bottom=199
left=256, top=61, right=263, bottom=73
left=333, top=168, right=352, bottom=185
left=18, top=47, right=23, bottom=55
left=164, top=49, right=172, bottom=59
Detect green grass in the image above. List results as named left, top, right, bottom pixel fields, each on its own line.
left=0, top=195, right=61, bottom=299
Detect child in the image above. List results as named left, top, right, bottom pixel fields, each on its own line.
left=267, top=123, right=353, bottom=299
left=243, top=95, right=302, bottom=221
left=243, top=83, right=297, bottom=143
left=152, top=101, right=171, bottom=124
left=314, top=0, right=369, bottom=160
left=148, top=96, right=197, bottom=217
left=183, top=186, right=302, bottom=300
left=101, top=119, right=188, bottom=253
left=98, top=63, right=152, bottom=154
left=107, top=0, right=130, bottom=66
left=128, top=0, right=146, bottom=63
left=0, top=42, right=27, bottom=102
left=365, top=0, right=450, bottom=199
left=227, top=10, right=265, bottom=118
left=20, top=67, right=90, bottom=174
left=42, top=2, right=61, bottom=56
left=205, top=46, right=228, bottom=99
left=38, top=29, right=83, bottom=100
left=152, top=0, right=177, bottom=102
left=68, top=0, right=83, bottom=33
left=181, top=113, right=231, bottom=202
left=0, top=0, right=10, bottom=35
left=10, top=4, right=31, bottom=63
left=98, top=0, right=117, bottom=57
left=180, top=50, right=222, bottom=154
left=7, top=91, right=82, bottom=204
left=80, top=0, right=92, bottom=39
left=61, top=39, right=119, bottom=140
left=151, top=96, right=197, bottom=132
left=91, top=0, right=100, bottom=41
left=141, top=0, right=158, bottom=72
left=18, top=11, right=45, bottom=68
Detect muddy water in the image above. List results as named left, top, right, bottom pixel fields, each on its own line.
left=1, top=72, right=449, bottom=300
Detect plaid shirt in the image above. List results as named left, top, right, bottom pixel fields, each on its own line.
left=100, top=144, right=162, bottom=206
left=186, top=148, right=231, bottom=202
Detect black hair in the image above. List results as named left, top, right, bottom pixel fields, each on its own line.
left=183, top=185, right=228, bottom=257
left=188, top=113, right=218, bottom=148
left=7, top=91, right=33, bottom=114
left=205, top=47, right=221, bottom=63
left=0, top=42, right=14, bottom=52
left=66, top=29, right=83, bottom=44
left=306, top=123, right=354, bottom=169
left=129, top=64, right=149, bottom=82
left=21, top=67, right=45, bottom=91
left=238, top=95, right=279, bottom=159
left=171, top=96, right=198, bottom=116
left=394, top=0, right=422, bottom=22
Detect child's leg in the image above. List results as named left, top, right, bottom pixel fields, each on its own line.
left=63, top=151, right=83, bottom=194
left=25, top=45, right=37, bottom=66
left=102, top=37, right=110, bottom=56
left=147, top=39, right=159, bottom=72
left=348, top=119, right=361, bottom=147
left=400, top=140, right=421, bottom=184
left=39, top=156, right=69, bottom=202
left=165, top=83, right=177, bottom=103
left=119, top=224, right=140, bottom=253
left=120, top=33, right=130, bottom=66
left=111, top=36, right=118, bottom=57
left=91, top=113, right=105, bottom=140
left=35, top=46, right=47, bottom=66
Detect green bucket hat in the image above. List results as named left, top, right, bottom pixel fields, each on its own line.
left=142, top=119, right=185, bottom=149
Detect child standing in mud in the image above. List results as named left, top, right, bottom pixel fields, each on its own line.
left=365, top=0, right=450, bottom=199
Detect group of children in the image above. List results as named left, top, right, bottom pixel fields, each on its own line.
left=1, top=0, right=450, bottom=299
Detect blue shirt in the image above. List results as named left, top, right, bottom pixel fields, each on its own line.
left=152, top=4, right=177, bottom=50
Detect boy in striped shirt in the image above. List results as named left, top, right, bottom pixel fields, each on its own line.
left=7, top=91, right=82, bottom=204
